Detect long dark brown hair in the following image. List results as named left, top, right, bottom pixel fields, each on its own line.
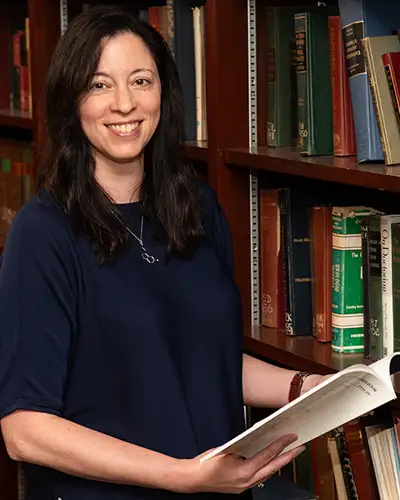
left=37, top=4, right=204, bottom=264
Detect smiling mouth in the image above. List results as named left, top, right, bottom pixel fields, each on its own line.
left=105, top=121, right=142, bottom=133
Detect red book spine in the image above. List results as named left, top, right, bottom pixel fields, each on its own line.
left=260, top=190, right=280, bottom=329
left=343, top=422, right=378, bottom=500
left=382, top=52, right=400, bottom=134
left=328, top=16, right=356, bottom=156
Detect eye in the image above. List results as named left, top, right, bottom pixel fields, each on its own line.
left=89, top=82, right=108, bottom=91
left=133, top=78, right=152, bottom=87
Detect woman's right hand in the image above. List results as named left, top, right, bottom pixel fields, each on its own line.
left=181, top=433, right=305, bottom=494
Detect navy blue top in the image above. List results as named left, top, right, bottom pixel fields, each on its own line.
left=0, top=184, right=248, bottom=499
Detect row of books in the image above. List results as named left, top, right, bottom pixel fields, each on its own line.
left=278, top=411, right=400, bottom=499
left=7, top=16, right=31, bottom=115
left=259, top=186, right=396, bottom=358
left=0, top=139, right=33, bottom=248
left=267, top=0, right=400, bottom=164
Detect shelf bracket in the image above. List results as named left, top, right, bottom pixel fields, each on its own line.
left=60, top=0, right=68, bottom=35
left=244, top=0, right=260, bottom=431
left=248, top=0, right=259, bottom=328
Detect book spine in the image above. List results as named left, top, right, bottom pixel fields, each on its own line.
left=295, top=13, right=310, bottom=155
left=279, top=189, right=292, bottom=335
left=368, top=217, right=383, bottom=361
left=328, top=16, right=356, bottom=156
left=382, top=52, right=400, bottom=135
left=193, top=7, right=203, bottom=142
left=339, top=18, right=383, bottom=161
left=391, top=223, right=400, bottom=353
left=361, top=219, right=372, bottom=358
left=332, top=427, right=359, bottom=500
left=362, top=37, right=392, bottom=165
left=332, top=210, right=364, bottom=353
left=381, top=217, right=395, bottom=356
left=279, top=188, right=313, bottom=336
left=260, top=190, right=280, bottom=328
left=309, top=206, right=332, bottom=342
left=343, top=422, right=378, bottom=500
left=266, top=8, right=278, bottom=147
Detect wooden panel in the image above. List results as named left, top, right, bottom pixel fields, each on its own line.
left=0, top=109, right=33, bottom=130
left=244, top=327, right=370, bottom=374
left=224, top=146, right=400, bottom=193
left=206, top=0, right=252, bottom=329
left=184, top=140, right=208, bottom=162
left=28, top=0, right=61, bottom=169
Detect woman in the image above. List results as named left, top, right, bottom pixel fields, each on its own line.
left=0, top=5, right=325, bottom=499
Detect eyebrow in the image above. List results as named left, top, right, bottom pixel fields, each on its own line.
left=93, top=68, right=155, bottom=78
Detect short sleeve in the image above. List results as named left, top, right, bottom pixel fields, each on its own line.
left=0, top=201, right=78, bottom=419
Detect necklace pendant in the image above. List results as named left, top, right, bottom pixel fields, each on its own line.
left=141, top=252, right=159, bottom=264
left=140, top=244, right=159, bottom=264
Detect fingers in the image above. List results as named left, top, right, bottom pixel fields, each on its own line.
left=248, top=433, right=298, bottom=472
left=250, top=445, right=306, bottom=488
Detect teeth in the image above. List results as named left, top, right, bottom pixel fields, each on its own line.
left=109, top=122, right=139, bottom=133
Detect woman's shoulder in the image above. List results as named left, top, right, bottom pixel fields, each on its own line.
left=6, top=190, right=74, bottom=250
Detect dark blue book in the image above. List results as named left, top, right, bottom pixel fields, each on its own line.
left=338, top=0, right=400, bottom=162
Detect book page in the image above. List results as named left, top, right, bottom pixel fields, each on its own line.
left=202, top=365, right=396, bottom=462
left=369, top=352, right=400, bottom=391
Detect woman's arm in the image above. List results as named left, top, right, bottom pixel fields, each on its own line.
left=2, top=409, right=305, bottom=495
left=242, top=354, right=323, bottom=408
left=1, top=410, right=185, bottom=492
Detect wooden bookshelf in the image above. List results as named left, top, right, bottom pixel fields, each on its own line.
left=243, top=328, right=370, bottom=375
left=184, top=140, right=208, bottom=162
left=224, top=146, right=400, bottom=193
left=0, top=109, right=33, bottom=130
left=1, top=0, right=398, bottom=495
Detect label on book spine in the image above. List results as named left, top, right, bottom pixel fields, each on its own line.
left=384, top=63, right=400, bottom=133
left=342, top=21, right=365, bottom=79
left=295, top=16, right=307, bottom=73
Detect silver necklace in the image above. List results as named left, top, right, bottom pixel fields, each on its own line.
left=114, top=211, right=159, bottom=264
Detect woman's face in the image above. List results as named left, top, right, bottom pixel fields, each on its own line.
left=79, top=32, right=161, bottom=170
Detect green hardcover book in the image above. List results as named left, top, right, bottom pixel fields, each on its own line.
left=266, top=7, right=299, bottom=147
left=362, top=215, right=383, bottom=361
left=295, top=7, right=337, bottom=155
left=332, top=207, right=378, bottom=353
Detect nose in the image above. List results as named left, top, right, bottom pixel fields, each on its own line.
left=110, top=85, right=136, bottom=114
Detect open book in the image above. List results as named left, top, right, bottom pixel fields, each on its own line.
left=201, top=353, right=400, bottom=462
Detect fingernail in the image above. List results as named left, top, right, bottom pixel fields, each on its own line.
left=286, top=434, right=298, bottom=444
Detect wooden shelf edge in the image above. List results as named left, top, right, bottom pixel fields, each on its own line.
left=184, top=140, right=208, bottom=163
left=0, top=110, right=33, bottom=131
left=224, top=147, right=400, bottom=193
left=243, top=327, right=370, bottom=375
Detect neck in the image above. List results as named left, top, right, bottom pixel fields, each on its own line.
left=94, top=153, right=144, bottom=203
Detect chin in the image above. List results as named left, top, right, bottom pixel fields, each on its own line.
left=108, top=149, right=144, bottom=164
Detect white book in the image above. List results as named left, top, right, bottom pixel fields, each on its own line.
left=201, top=353, right=400, bottom=462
